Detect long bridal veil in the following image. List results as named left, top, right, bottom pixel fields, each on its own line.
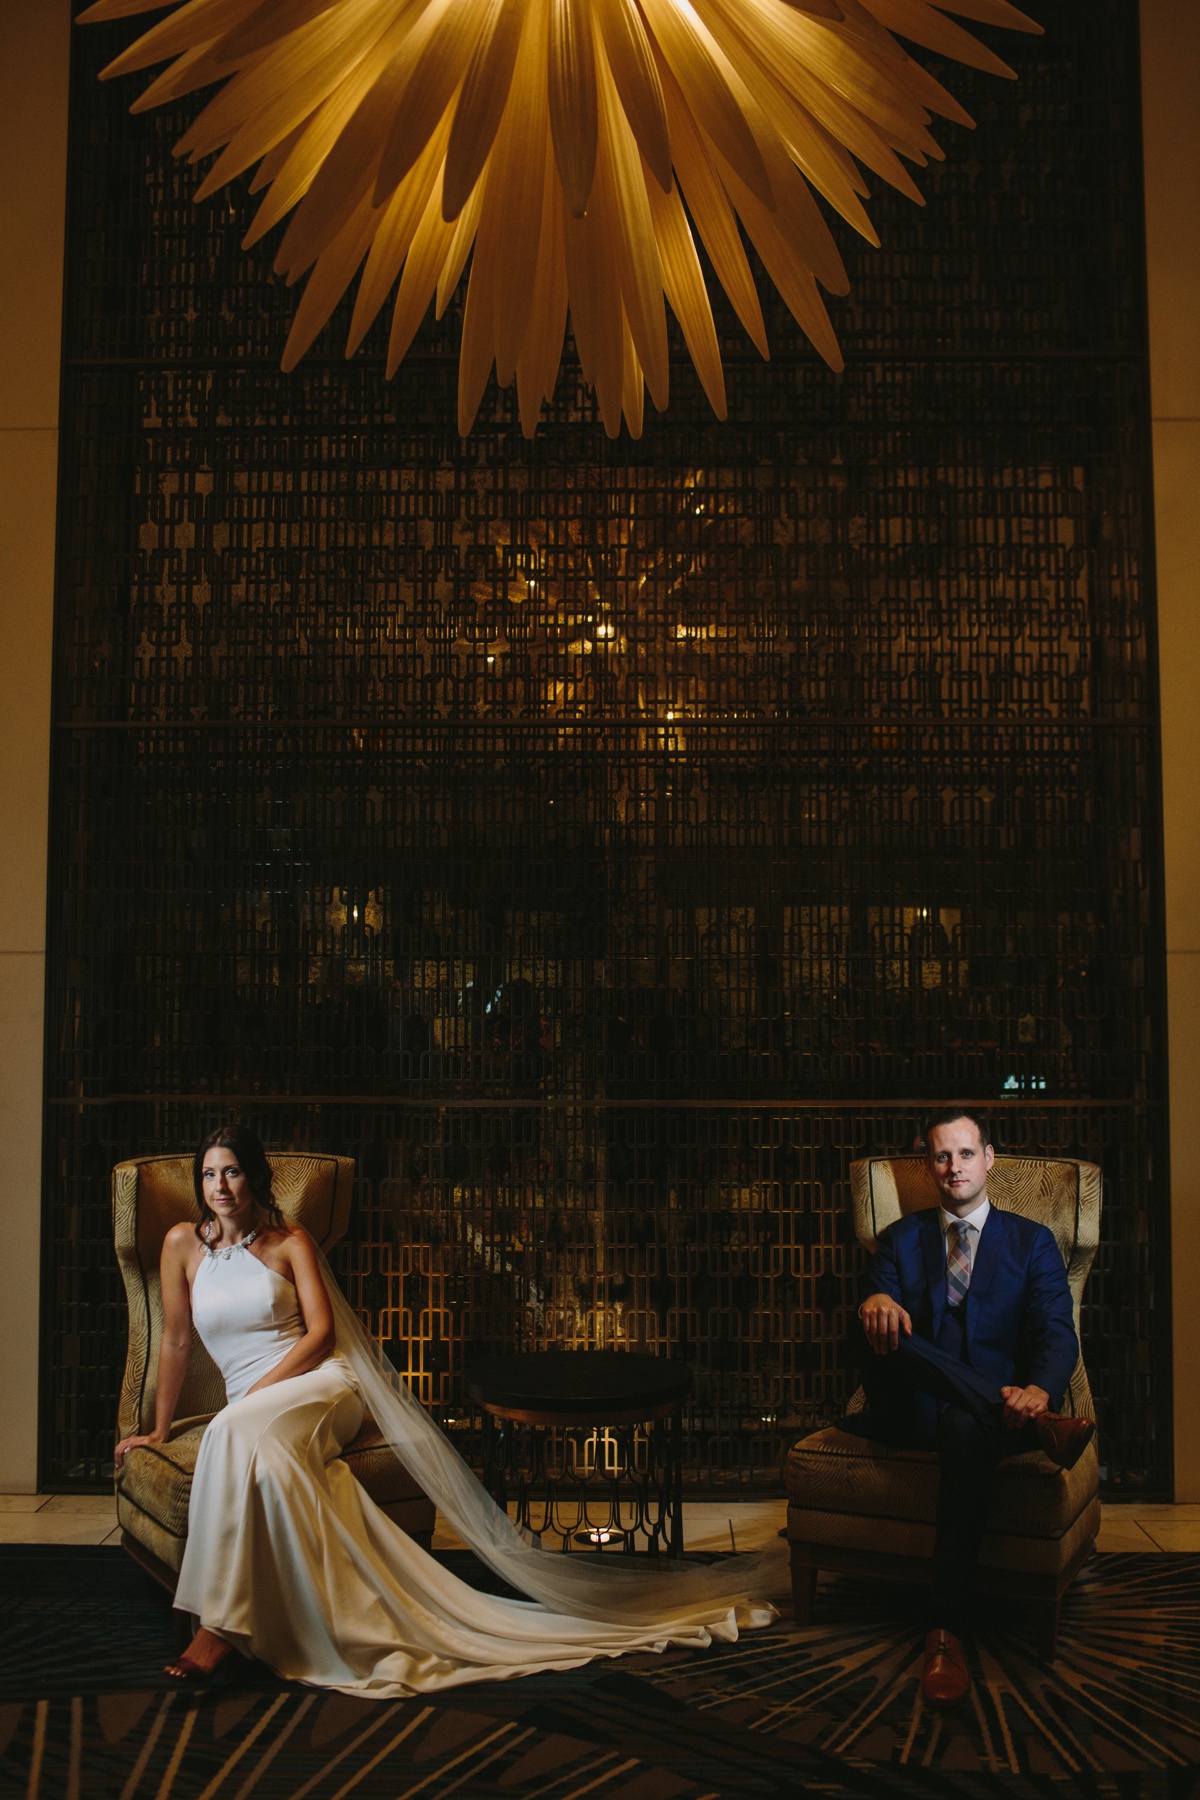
left=318, top=1253, right=783, bottom=1627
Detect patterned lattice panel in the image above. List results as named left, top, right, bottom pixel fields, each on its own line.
left=44, top=1, right=1167, bottom=1493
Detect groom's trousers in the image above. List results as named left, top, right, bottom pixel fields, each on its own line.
left=843, top=1310, right=1041, bottom=1636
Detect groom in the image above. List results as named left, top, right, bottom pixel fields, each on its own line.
left=850, top=1107, right=1094, bottom=1705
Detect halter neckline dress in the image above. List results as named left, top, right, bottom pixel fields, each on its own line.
left=175, top=1243, right=769, bottom=1696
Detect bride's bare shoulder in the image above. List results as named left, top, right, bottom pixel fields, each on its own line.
left=277, top=1222, right=319, bottom=1259
left=162, top=1220, right=204, bottom=1268
left=274, top=1225, right=325, bottom=1291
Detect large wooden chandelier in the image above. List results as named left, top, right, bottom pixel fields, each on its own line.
left=80, top=0, right=1039, bottom=436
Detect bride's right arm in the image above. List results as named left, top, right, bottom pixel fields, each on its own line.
left=115, top=1225, right=194, bottom=1466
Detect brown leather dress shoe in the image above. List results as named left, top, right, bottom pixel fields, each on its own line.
left=1035, top=1413, right=1096, bottom=1470
left=921, top=1629, right=971, bottom=1706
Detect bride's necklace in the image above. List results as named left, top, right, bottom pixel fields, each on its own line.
left=204, top=1222, right=262, bottom=1261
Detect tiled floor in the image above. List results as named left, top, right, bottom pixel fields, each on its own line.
left=0, top=1493, right=125, bottom=1545
left=2, top=1493, right=1197, bottom=1550
left=1095, top=1503, right=1200, bottom=1551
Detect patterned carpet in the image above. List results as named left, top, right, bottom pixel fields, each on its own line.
left=0, top=1548, right=1196, bottom=1798
left=634, top=1555, right=1200, bottom=1779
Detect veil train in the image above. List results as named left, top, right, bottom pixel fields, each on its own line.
left=319, top=1253, right=783, bottom=1629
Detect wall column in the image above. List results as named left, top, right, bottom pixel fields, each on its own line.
left=0, top=0, right=69, bottom=1491
left=1142, top=0, right=1200, bottom=1500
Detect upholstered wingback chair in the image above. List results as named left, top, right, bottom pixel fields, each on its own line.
left=114, top=1151, right=435, bottom=1590
left=784, top=1154, right=1101, bottom=1656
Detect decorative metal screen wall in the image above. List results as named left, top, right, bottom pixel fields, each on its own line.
left=45, top=1, right=1168, bottom=1494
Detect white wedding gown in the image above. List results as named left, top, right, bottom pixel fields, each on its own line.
left=173, top=1243, right=777, bottom=1696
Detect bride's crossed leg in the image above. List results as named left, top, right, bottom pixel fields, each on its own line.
left=170, top=1359, right=364, bottom=1682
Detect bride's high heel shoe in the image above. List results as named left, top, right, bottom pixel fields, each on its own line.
left=163, top=1652, right=225, bottom=1686
left=164, top=1627, right=231, bottom=1686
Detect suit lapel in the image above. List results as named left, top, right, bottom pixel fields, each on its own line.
left=920, top=1209, right=946, bottom=1336
left=964, top=1205, right=1004, bottom=1355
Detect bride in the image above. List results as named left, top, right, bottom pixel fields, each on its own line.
left=114, top=1126, right=777, bottom=1693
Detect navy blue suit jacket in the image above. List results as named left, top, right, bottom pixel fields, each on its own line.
left=865, top=1205, right=1079, bottom=1408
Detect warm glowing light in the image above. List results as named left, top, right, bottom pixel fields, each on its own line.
left=80, top=0, right=1040, bottom=438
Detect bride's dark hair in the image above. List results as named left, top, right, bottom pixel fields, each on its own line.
left=193, top=1123, right=286, bottom=1243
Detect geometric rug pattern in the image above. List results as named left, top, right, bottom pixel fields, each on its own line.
left=1, top=1551, right=1197, bottom=1797
left=635, top=1555, right=1200, bottom=1778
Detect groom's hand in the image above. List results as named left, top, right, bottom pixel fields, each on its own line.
left=860, top=1293, right=912, bottom=1354
left=999, top=1383, right=1051, bottom=1428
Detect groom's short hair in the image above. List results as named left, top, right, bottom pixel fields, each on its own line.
left=921, top=1105, right=992, bottom=1150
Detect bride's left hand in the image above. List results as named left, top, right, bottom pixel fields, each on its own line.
left=114, top=1430, right=164, bottom=1469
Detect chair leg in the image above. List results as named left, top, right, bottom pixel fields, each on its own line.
left=790, top=1553, right=818, bottom=1625
left=1035, top=1595, right=1061, bottom=1660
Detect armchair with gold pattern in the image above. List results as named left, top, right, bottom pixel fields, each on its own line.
left=784, top=1154, right=1101, bottom=1656
left=113, top=1151, right=435, bottom=1591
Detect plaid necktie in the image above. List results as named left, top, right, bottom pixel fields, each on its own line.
left=946, top=1222, right=972, bottom=1309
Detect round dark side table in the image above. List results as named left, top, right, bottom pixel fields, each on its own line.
left=466, top=1351, right=691, bottom=1556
